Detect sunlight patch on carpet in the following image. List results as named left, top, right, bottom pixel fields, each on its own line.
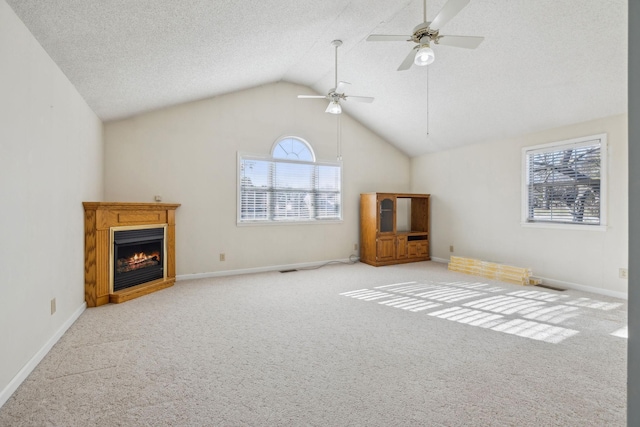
left=463, top=296, right=547, bottom=315
left=375, top=282, right=486, bottom=302
left=508, top=290, right=568, bottom=302
left=565, top=297, right=622, bottom=310
left=611, top=326, right=628, bottom=339
left=341, top=279, right=624, bottom=345
left=490, top=319, right=579, bottom=343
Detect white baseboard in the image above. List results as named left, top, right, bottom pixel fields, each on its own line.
left=177, top=258, right=357, bottom=281
left=179, top=256, right=627, bottom=299
left=0, top=301, right=86, bottom=409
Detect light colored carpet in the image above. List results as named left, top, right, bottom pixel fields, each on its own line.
left=0, top=261, right=627, bottom=426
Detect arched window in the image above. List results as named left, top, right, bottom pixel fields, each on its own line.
left=272, top=137, right=315, bottom=162
left=238, top=137, right=342, bottom=223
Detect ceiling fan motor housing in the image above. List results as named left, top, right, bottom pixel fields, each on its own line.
left=412, top=22, right=439, bottom=44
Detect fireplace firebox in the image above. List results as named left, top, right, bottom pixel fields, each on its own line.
left=111, top=225, right=167, bottom=292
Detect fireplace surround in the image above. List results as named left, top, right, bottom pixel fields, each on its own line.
left=83, top=202, right=180, bottom=307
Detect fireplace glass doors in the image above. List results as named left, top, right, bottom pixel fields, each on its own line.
left=111, top=225, right=166, bottom=292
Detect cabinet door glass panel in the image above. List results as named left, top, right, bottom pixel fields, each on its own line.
left=379, top=198, right=394, bottom=232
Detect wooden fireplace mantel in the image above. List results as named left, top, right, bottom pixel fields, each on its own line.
left=83, top=202, right=180, bottom=307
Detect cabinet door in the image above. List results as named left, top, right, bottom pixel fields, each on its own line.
left=408, top=240, right=428, bottom=258
left=407, top=241, right=419, bottom=258
left=416, top=241, right=429, bottom=257
left=378, top=197, right=395, bottom=233
left=377, top=236, right=395, bottom=261
left=396, top=235, right=408, bottom=259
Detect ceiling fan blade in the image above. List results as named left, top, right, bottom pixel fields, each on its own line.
left=398, top=48, right=418, bottom=71
left=430, top=0, right=470, bottom=30
left=297, top=95, right=328, bottom=99
left=367, top=34, right=411, bottom=42
left=335, top=81, right=351, bottom=94
left=437, top=35, right=484, bottom=49
left=345, top=96, right=375, bottom=103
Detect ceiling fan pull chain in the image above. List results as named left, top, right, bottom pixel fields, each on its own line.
left=426, top=65, right=430, bottom=137
left=337, top=114, right=343, bottom=161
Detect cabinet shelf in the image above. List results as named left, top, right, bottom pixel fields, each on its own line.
left=406, top=234, right=428, bottom=241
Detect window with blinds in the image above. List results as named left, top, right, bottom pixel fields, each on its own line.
left=238, top=137, right=342, bottom=224
left=523, top=134, right=606, bottom=227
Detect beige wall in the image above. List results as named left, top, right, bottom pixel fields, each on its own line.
left=411, top=114, right=628, bottom=296
left=0, top=0, right=104, bottom=403
left=104, top=82, right=411, bottom=275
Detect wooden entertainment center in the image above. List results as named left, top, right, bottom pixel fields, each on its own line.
left=360, top=193, right=430, bottom=266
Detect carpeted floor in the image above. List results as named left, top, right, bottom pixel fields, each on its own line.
left=0, top=261, right=627, bottom=426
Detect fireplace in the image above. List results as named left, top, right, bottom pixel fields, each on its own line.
left=111, top=226, right=166, bottom=292
left=83, top=202, right=180, bottom=307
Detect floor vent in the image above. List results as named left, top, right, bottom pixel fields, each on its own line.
left=535, top=284, right=567, bottom=292
left=280, top=269, right=298, bottom=273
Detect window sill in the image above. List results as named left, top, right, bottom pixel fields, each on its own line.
left=520, top=222, right=607, bottom=232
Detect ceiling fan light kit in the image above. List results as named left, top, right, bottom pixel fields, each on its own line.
left=414, top=45, right=435, bottom=66
left=326, top=101, right=342, bottom=115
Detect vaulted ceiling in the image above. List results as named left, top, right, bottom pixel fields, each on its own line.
left=6, top=0, right=627, bottom=156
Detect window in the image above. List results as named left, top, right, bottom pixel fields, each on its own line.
left=522, top=134, right=606, bottom=228
left=238, top=137, right=342, bottom=224
left=272, top=137, right=315, bottom=161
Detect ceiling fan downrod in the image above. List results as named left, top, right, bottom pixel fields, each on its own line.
left=331, top=40, right=343, bottom=91
left=423, top=0, right=427, bottom=23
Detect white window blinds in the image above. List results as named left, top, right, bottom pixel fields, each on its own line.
left=524, top=135, right=604, bottom=226
left=239, top=155, right=342, bottom=223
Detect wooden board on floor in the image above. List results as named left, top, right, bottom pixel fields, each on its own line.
left=448, top=256, right=532, bottom=285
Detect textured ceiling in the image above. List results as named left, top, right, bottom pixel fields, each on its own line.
left=6, top=0, right=628, bottom=156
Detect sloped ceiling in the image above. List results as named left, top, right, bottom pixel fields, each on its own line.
left=6, top=0, right=627, bottom=156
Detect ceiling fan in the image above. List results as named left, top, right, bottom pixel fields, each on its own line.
left=297, top=40, right=374, bottom=114
left=367, top=0, right=484, bottom=70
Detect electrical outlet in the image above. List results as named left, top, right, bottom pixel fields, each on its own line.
left=449, top=245, right=454, bottom=253
left=154, top=195, right=162, bottom=202
left=50, top=298, right=56, bottom=315
left=220, top=253, right=226, bottom=262
left=619, top=268, right=628, bottom=279
left=354, top=243, right=358, bottom=251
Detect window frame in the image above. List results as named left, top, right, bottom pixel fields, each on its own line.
left=521, top=133, right=607, bottom=231
left=237, top=140, right=343, bottom=226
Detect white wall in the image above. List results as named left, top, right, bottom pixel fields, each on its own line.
left=411, top=114, right=628, bottom=296
left=0, top=0, right=103, bottom=403
left=104, top=82, right=410, bottom=275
